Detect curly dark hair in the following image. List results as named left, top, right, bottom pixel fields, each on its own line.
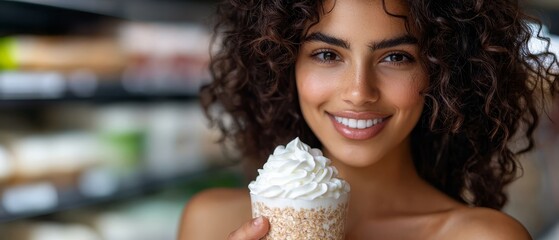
left=200, top=0, right=559, bottom=210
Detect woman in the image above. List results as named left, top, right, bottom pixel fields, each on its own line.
left=180, top=0, right=558, bottom=239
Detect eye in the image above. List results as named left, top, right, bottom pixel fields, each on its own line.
left=311, top=50, right=341, bottom=63
left=382, top=52, right=414, bottom=64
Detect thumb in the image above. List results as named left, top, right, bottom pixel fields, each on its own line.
left=227, top=217, right=270, bottom=240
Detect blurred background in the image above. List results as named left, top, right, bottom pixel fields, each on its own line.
left=0, top=0, right=556, bottom=239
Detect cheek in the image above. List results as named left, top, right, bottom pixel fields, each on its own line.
left=388, top=82, right=424, bottom=108
left=384, top=71, right=428, bottom=109
left=296, top=66, right=338, bottom=106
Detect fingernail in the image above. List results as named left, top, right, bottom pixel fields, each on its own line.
left=252, top=217, right=263, bottom=227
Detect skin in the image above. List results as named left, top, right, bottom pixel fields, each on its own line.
left=179, top=0, right=533, bottom=239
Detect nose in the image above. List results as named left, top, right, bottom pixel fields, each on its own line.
left=342, top=65, right=379, bottom=106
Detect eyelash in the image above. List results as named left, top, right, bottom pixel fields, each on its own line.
left=310, top=49, right=341, bottom=63
left=382, top=52, right=415, bottom=66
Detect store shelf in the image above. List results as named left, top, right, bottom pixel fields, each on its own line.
left=2, top=0, right=218, bottom=24
left=7, top=0, right=123, bottom=18
left=0, top=87, right=198, bottom=107
left=0, top=76, right=201, bottom=107
left=0, top=0, right=221, bottom=230
left=0, top=161, right=239, bottom=223
left=0, top=1, right=117, bottom=35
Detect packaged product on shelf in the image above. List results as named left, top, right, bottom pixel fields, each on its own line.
left=0, top=70, right=66, bottom=99
left=0, top=34, right=124, bottom=99
left=0, top=144, right=15, bottom=182
left=29, top=222, right=102, bottom=240
left=10, top=133, right=103, bottom=179
left=144, top=102, right=208, bottom=177
left=0, top=221, right=101, bottom=240
left=0, top=35, right=126, bottom=76
left=118, top=22, right=211, bottom=94
left=78, top=166, right=119, bottom=198
left=1, top=181, right=58, bottom=215
left=95, top=104, right=146, bottom=176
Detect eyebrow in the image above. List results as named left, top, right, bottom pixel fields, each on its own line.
left=303, top=32, right=418, bottom=51
left=303, top=32, right=350, bottom=49
left=369, top=35, right=418, bottom=51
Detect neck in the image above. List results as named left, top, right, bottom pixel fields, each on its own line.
left=327, top=138, right=425, bottom=221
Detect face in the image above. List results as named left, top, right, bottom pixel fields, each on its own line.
left=295, top=0, right=427, bottom=167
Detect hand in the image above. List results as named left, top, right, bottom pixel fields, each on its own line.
left=227, top=216, right=270, bottom=240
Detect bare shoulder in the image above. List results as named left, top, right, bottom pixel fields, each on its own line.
left=178, top=188, right=252, bottom=240
left=438, top=206, right=532, bottom=240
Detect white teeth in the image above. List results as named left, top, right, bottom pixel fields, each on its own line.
left=334, top=116, right=384, bottom=129
left=357, top=120, right=366, bottom=129
left=348, top=119, right=357, bottom=128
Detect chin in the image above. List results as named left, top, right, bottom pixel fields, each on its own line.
left=326, top=146, right=386, bottom=168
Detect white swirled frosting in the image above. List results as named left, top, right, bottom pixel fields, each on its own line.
left=248, top=137, right=350, bottom=200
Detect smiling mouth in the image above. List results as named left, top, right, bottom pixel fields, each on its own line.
left=333, top=116, right=385, bottom=129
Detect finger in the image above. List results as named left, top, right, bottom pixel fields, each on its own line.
left=227, top=217, right=270, bottom=240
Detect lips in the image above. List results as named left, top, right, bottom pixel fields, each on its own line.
left=328, top=112, right=390, bottom=140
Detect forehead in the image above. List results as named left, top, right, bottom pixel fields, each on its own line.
left=321, top=0, right=409, bottom=17
left=308, top=0, right=410, bottom=38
